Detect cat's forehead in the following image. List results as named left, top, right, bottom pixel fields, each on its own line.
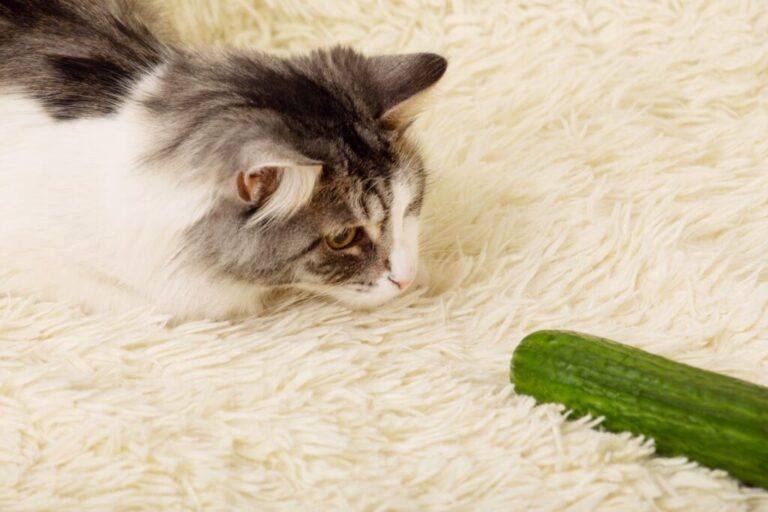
left=310, top=124, right=396, bottom=179
left=316, top=165, right=421, bottom=227
left=315, top=176, right=386, bottom=223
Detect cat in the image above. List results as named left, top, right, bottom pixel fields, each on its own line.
left=0, top=0, right=447, bottom=319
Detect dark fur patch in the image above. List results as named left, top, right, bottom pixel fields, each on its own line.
left=45, top=55, right=133, bottom=117
left=0, top=0, right=78, bottom=28
left=0, top=0, right=164, bottom=119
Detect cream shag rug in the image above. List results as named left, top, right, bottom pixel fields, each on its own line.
left=2, top=1, right=768, bottom=510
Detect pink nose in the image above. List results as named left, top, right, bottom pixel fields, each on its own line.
left=388, top=277, right=411, bottom=290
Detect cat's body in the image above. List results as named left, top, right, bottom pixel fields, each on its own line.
left=0, top=88, right=256, bottom=318
left=0, top=0, right=446, bottom=319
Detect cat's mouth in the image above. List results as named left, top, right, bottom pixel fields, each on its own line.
left=348, top=276, right=411, bottom=307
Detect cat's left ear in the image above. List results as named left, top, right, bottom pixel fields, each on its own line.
left=367, top=52, right=448, bottom=129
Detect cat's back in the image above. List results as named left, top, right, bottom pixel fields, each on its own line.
left=0, top=0, right=167, bottom=273
left=0, top=0, right=166, bottom=120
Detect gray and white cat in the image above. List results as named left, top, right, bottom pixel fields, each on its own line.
left=0, top=0, right=447, bottom=319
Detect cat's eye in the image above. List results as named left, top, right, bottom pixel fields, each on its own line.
left=325, top=227, right=359, bottom=250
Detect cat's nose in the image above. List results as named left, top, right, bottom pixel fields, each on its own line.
left=388, top=276, right=411, bottom=290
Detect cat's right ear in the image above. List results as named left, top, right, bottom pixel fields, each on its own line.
left=235, top=152, right=322, bottom=224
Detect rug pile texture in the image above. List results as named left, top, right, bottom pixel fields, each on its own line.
left=2, top=0, right=768, bottom=510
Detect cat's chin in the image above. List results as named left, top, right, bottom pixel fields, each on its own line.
left=332, top=292, right=400, bottom=311
left=301, top=276, right=407, bottom=310
left=329, top=286, right=408, bottom=310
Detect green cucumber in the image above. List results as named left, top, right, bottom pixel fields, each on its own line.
left=510, top=330, right=768, bottom=489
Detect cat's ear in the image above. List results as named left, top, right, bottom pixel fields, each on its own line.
left=367, top=53, right=447, bottom=129
left=235, top=150, right=322, bottom=223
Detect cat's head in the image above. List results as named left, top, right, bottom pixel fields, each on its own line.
left=143, top=46, right=446, bottom=308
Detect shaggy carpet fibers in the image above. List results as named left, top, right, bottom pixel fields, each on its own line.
left=2, top=0, right=768, bottom=510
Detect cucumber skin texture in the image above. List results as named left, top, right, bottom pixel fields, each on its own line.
left=510, top=330, right=768, bottom=489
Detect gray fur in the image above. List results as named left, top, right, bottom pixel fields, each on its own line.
left=0, top=0, right=167, bottom=119
left=0, top=0, right=446, bottom=296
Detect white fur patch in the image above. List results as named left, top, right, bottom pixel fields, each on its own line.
left=388, top=179, right=418, bottom=286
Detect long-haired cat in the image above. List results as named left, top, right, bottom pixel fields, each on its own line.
left=0, top=0, right=447, bottom=319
